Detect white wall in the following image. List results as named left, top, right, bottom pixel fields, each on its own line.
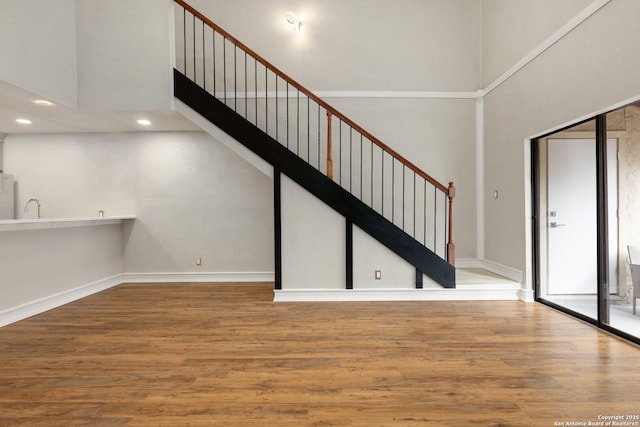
left=0, top=0, right=78, bottom=107
left=185, top=0, right=481, bottom=92
left=482, top=0, right=640, bottom=285
left=76, top=0, right=173, bottom=110
left=481, top=0, right=593, bottom=87
left=3, top=131, right=274, bottom=274
left=281, top=175, right=345, bottom=289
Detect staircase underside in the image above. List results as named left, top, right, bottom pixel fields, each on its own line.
left=174, top=69, right=455, bottom=288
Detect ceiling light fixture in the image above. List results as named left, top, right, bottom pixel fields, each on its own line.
left=137, top=119, right=151, bottom=126
left=16, top=118, right=32, bottom=125
left=34, top=99, right=53, bottom=106
left=285, top=12, right=302, bottom=32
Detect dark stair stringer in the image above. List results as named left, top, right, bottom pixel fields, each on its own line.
left=174, top=69, right=455, bottom=288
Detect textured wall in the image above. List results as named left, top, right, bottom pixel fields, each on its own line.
left=4, top=131, right=274, bottom=274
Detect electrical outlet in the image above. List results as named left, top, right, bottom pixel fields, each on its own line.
left=196, top=257, right=202, bottom=266
left=375, top=270, right=382, bottom=280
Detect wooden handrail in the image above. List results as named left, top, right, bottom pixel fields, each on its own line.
left=174, top=0, right=449, bottom=195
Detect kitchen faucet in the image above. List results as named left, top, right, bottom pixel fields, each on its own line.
left=24, top=198, right=41, bottom=219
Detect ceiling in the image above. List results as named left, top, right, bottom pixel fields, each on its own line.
left=0, top=80, right=200, bottom=135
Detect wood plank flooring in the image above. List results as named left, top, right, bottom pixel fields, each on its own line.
left=1, top=283, right=639, bottom=426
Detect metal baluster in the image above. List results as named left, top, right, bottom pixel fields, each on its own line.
left=183, top=9, right=186, bottom=73
left=360, top=134, right=363, bottom=199
left=349, top=128, right=352, bottom=192
left=327, top=111, right=333, bottom=179
left=424, top=180, right=427, bottom=246
left=402, top=165, right=406, bottom=230
left=223, top=37, right=226, bottom=103
left=296, top=89, right=301, bottom=157
left=370, top=140, right=374, bottom=207
left=339, top=121, right=342, bottom=185
left=392, top=159, right=395, bottom=223
left=192, top=15, right=196, bottom=82
left=307, top=96, right=310, bottom=164
left=265, top=66, right=268, bottom=134
left=202, top=21, right=205, bottom=90
left=212, top=29, right=216, bottom=95
left=317, top=105, right=321, bottom=170
left=433, top=187, right=437, bottom=252
left=413, top=172, right=416, bottom=238
left=244, top=52, right=247, bottom=118
left=381, top=149, right=385, bottom=217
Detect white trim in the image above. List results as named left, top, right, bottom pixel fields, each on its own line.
left=209, top=90, right=478, bottom=100
left=475, top=95, right=485, bottom=259
left=519, top=289, right=535, bottom=303
left=482, top=0, right=611, bottom=97
left=0, top=274, right=123, bottom=327
left=314, top=91, right=478, bottom=100
left=456, top=258, right=485, bottom=269
left=122, top=271, right=275, bottom=283
left=274, top=287, right=520, bottom=302
left=457, top=258, right=523, bottom=283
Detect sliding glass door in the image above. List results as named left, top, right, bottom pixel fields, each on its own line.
left=533, top=106, right=640, bottom=344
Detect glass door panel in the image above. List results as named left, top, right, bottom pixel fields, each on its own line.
left=536, top=120, right=598, bottom=319
left=605, top=107, right=640, bottom=339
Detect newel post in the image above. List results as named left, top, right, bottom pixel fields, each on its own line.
left=447, top=182, right=456, bottom=266
left=326, top=111, right=333, bottom=180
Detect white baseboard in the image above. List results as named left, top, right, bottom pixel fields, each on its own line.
left=274, top=288, right=521, bottom=302
left=0, top=274, right=123, bottom=328
left=122, top=271, right=275, bottom=283
left=1, top=267, right=530, bottom=327
left=518, top=288, right=535, bottom=303
left=0, top=271, right=274, bottom=328
left=457, top=258, right=523, bottom=283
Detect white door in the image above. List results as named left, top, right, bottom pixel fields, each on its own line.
left=547, top=138, right=618, bottom=295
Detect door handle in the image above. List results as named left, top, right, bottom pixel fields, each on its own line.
left=549, top=222, right=566, bottom=228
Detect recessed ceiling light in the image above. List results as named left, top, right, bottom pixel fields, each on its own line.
left=137, top=119, right=151, bottom=126
left=16, top=118, right=32, bottom=125
left=34, top=99, right=53, bottom=106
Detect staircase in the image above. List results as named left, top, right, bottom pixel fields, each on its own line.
left=172, top=0, right=456, bottom=289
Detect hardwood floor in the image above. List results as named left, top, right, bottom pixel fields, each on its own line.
left=1, top=283, right=639, bottom=426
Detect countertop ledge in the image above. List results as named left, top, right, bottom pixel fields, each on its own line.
left=0, top=216, right=136, bottom=232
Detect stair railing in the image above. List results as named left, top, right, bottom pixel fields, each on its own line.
left=173, top=0, right=455, bottom=265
